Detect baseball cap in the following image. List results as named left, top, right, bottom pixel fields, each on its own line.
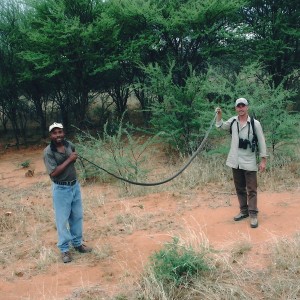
left=49, top=122, right=63, bottom=132
left=235, top=98, right=248, bottom=106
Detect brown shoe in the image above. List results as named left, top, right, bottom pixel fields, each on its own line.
left=233, top=212, right=249, bottom=221
left=250, top=216, right=258, bottom=228
left=62, top=251, right=72, bottom=263
left=74, top=244, right=92, bottom=253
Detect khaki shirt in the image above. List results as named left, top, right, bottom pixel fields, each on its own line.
left=216, top=116, right=267, bottom=171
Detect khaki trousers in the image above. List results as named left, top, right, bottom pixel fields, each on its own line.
left=232, top=168, right=258, bottom=216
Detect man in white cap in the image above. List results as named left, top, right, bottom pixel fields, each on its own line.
left=215, top=98, right=267, bottom=228
left=43, top=122, right=92, bottom=263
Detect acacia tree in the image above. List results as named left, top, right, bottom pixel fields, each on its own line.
left=20, top=0, right=103, bottom=130
left=143, top=62, right=215, bottom=154
left=18, top=10, right=51, bottom=138
left=242, top=0, right=300, bottom=88
left=121, top=0, right=249, bottom=152
left=89, top=0, right=158, bottom=119
left=1, top=0, right=299, bottom=145
left=19, top=76, right=50, bottom=138
left=144, top=0, right=247, bottom=86
left=0, top=0, right=28, bottom=146
left=92, top=0, right=247, bottom=123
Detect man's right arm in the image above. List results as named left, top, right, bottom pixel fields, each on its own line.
left=215, top=107, right=235, bottom=131
left=215, top=107, right=223, bottom=129
left=215, top=107, right=222, bottom=122
left=43, top=147, right=77, bottom=178
left=50, top=152, right=77, bottom=178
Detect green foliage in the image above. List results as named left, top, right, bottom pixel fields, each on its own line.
left=149, top=237, right=209, bottom=286
left=20, top=160, right=31, bottom=168
left=19, top=0, right=104, bottom=128
left=146, top=0, right=247, bottom=83
left=0, top=0, right=29, bottom=146
left=144, top=62, right=215, bottom=154
left=74, top=116, right=158, bottom=185
left=203, top=63, right=300, bottom=154
left=144, top=61, right=300, bottom=156
left=0, top=0, right=299, bottom=150
left=242, top=0, right=300, bottom=87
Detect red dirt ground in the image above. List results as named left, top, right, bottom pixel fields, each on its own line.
left=0, top=147, right=299, bottom=299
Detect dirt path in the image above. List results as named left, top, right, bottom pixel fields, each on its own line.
left=0, top=147, right=299, bottom=300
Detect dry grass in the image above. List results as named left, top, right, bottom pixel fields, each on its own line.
left=111, top=142, right=300, bottom=198
left=134, top=233, right=251, bottom=300
left=66, top=285, right=110, bottom=300
left=133, top=231, right=300, bottom=300
left=0, top=141, right=300, bottom=299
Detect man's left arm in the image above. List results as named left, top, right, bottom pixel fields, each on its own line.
left=259, top=157, right=267, bottom=172
left=255, top=121, right=267, bottom=172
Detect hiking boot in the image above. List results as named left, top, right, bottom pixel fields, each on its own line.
left=62, top=251, right=72, bottom=263
left=250, top=216, right=258, bottom=228
left=233, top=212, right=249, bottom=221
left=74, top=244, right=92, bottom=253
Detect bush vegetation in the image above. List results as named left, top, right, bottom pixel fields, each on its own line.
left=74, top=117, right=160, bottom=189
left=133, top=234, right=300, bottom=300
left=149, top=237, right=210, bottom=286
left=0, top=0, right=299, bottom=150
left=0, top=1, right=300, bottom=298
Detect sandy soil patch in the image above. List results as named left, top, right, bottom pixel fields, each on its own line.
left=0, top=147, right=299, bottom=299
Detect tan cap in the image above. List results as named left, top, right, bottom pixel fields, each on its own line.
left=235, top=98, right=248, bottom=106
left=49, top=122, right=63, bottom=132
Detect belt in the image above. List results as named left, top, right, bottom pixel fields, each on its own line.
left=53, top=180, right=77, bottom=186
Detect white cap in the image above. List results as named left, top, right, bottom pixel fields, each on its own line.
left=235, top=98, right=248, bottom=106
left=49, top=122, right=63, bottom=132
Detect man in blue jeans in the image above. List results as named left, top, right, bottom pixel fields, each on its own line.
left=43, top=122, right=92, bottom=263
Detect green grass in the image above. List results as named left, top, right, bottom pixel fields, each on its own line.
left=20, top=159, right=31, bottom=168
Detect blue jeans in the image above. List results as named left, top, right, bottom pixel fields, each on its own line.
left=52, top=181, right=83, bottom=253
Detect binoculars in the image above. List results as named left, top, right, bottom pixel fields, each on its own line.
left=239, top=138, right=257, bottom=152
left=238, top=138, right=250, bottom=150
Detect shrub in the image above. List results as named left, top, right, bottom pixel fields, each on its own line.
left=143, top=62, right=215, bottom=154
left=149, top=237, right=209, bottom=287
left=20, top=160, right=30, bottom=168
left=74, top=117, right=158, bottom=186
